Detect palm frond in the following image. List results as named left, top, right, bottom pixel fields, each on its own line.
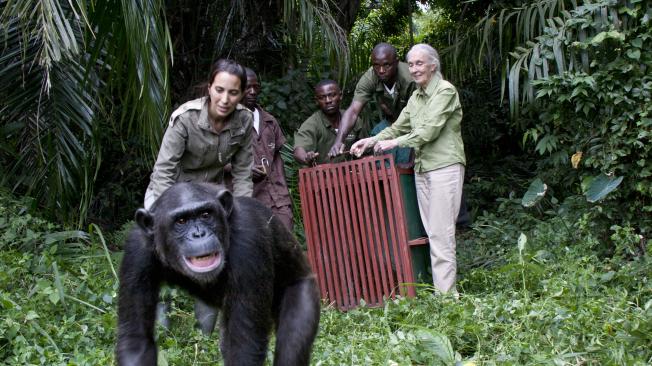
left=0, top=0, right=172, bottom=224
left=90, top=0, right=171, bottom=160
left=441, top=0, right=639, bottom=118
left=0, top=0, right=88, bottom=90
left=442, top=0, right=571, bottom=83
left=0, top=1, right=98, bottom=224
left=283, top=0, right=350, bottom=81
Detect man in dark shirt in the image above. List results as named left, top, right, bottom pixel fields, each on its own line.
left=293, top=79, right=367, bottom=166
left=243, top=68, right=294, bottom=230
left=328, top=43, right=416, bottom=166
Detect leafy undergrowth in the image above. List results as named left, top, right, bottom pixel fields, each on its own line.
left=1, top=191, right=651, bottom=365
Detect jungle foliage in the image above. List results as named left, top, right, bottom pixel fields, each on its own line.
left=1, top=0, right=652, bottom=363
left=0, top=175, right=650, bottom=364
left=0, top=0, right=354, bottom=226
left=426, top=0, right=652, bottom=236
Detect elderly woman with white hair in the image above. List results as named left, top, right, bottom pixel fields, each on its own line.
left=350, top=43, right=466, bottom=295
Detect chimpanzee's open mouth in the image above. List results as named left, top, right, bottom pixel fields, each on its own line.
left=184, top=252, right=221, bottom=273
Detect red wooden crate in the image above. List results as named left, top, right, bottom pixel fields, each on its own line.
left=298, top=154, right=417, bottom=310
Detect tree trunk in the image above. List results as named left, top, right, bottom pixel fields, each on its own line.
left=332, top=0, right=361, bottom=33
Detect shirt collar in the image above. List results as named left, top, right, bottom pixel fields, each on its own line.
left=416, top=73, right=442, bottom=98
left=197, top=97, right=246, bottom=134
left=374, top=62, right=412, bottom=94
left=318, top=110, right=340, bottom=131
left=257, top=106, right=274, bottom=124
left=383, top=83, right=396, bottom=97
left=252, top=108, right=261, bottom=133
left=197, top=97, right=212, bottom=131
left=376, top=79, right=400, bottom=95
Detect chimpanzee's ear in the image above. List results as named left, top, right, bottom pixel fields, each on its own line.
left=135, top=208, right=155, bottom=235
left=217, top=189, right=233, bottom=217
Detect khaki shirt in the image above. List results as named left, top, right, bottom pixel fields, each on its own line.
left=252, top=107, right=292, bottom=208
left=144, top=97, right=253, bottom=209
left=353, top=61, right=417, bottom=120
left=294, top=110, right=367, bottom=165
left=372, top=74, right=466, bottom=173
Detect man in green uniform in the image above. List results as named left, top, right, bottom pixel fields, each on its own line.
left=328, top=43, right=416, bottom=166
left=351, top=44, right=465, bottom=294
left=294, top=79, right=367, bottom=166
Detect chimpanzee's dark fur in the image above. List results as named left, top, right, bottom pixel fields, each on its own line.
left=116, top=182, right=320, bottom=366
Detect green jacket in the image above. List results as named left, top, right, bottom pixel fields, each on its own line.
left=353, top=61, right=417, bottom=121
left=144, top=97, right=253, bottom=208
left=294, top=110, right=367, bottom=165
left=372, top=74, right=465, bottom=173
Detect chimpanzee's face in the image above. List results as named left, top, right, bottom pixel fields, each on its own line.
left=166, top=203, right=227, bottom=281
left=138, top=184, right=232, bottom=283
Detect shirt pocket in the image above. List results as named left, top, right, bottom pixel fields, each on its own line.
left=262, top=128, right=277, bottom=152
left=219, top=128, right=245, bottom=163
left=411, top=112, right=424, bottom=131
left=192, top=142, right=218, bottom=169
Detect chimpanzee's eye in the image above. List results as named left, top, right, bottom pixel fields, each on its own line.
left=200, top=211, right=211, bottom=220
left=176, top=217, right=187, bottom=225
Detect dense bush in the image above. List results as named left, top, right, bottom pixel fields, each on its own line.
left=514, top=1, right=652, bottom=235
left=258, top=69, right=317, bottom=135
left=0, top=190, right=117, bottom=364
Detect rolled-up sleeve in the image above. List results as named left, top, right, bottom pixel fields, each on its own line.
left=274, top=121, right=286, bottom=153
left=371, top=102, right=413, bottom=142
left=394, top=88, right=458, bottom=148
left=294, top=122, right=316, bottom=151
left=352, top=68, right=376, bottom=105
left=144, top=123, right=188, bottom=209
left=230, top=124, right=254, bottom=197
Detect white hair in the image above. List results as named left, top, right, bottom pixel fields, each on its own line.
left=407, top=43, right=442, bottom=78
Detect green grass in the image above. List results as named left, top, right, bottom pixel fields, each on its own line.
left=0, top=192, right=650, bottom=365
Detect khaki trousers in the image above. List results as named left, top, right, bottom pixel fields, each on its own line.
left=415, top=164, right=465, bottom=293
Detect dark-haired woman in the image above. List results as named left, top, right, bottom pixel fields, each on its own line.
left=143, top=59, right=253, bottom=335
left=144, top=58, right=253, bottom=209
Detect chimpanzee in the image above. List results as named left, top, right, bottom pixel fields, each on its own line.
left=116, top=182, right=320, bottom=366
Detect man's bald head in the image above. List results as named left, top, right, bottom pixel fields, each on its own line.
left=372, top=43, right=398, bottom=59
left=313, top=79, right=339, bottom=93
left=371, top=43, right=399, bottom=84
left=244, top=67, right=260, bottom=109
left=245, top=67, right=257, bottom=79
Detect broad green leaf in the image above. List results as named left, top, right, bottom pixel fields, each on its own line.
left=417, top=330, right=456, bottom=364
left=626, top=49, right=641, bottom=60
left=52, top=262, right=66, bottom=307
left=585, top=174, right=624, bottom=202
left=590, top=30, right=625, bottom=45
left=600, top=271, right=615, bottom=282
left=158, top=349, right=169, bottom=366
left=48, top=291, right=60, bottom=304
left=590, top=32, right=607, bottom=44
left=522, top=178, right=547, bottom=207
left=44, top=230, right=89, bottom=245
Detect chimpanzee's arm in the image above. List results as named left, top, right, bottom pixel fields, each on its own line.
left=219, top=293, right=273, bottom=366
left=115, top=231, right=161, bottom=366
